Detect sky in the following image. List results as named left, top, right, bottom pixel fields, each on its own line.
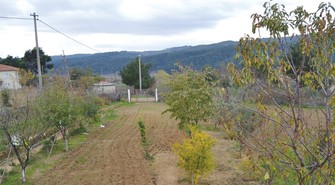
left=0, top=0, right=328, bottom=58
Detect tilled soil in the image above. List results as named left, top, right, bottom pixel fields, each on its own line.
left=35, top=103, right=183, bottom=185
left=34, top=103, right=256, bottom=185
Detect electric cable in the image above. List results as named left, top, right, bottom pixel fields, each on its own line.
left=0, top=16, right=32, bottom=20
left=38, top=19, right=100, bottom=52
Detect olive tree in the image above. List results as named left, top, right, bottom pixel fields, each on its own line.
left=227, top=2, right=335, bottom=184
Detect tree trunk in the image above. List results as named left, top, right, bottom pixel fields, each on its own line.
left=48, top=140, right=55, bottom=158
left=21, top=166, right=26, bottom=184
left=60, top=126, right=68, bottom=152
left=64, top=135, right=68, bottom=152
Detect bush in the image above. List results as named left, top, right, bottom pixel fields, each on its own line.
left=1, top=89, right=11, bottom=107
left=173, top=126, right=216, bottom=185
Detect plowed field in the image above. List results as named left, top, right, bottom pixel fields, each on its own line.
left=34, top=103, right=255, bottom=185
left=35, top=103, right=184, bottom=185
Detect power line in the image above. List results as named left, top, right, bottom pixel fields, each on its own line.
left=38, top=19, right=100, bottom=52
left=0, top=16, right=32, bottom=20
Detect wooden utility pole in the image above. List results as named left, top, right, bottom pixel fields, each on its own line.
left=30, top=12, right=43, bottom=91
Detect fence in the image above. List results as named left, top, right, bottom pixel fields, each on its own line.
left=127, top=89, right=159, bottom=102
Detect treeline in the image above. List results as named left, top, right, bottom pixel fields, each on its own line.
left=0, top=47, right=53, bottom=74
left=51, top=41, right=237, bottom=74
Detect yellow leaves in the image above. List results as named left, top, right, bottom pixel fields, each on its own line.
left=264, top=172, right=270, bottom=180
left=257, top=102, right=267, bottom=114
left=19, top=69, right=35, bottom=86
left=329, top=96, right=335, bottom=107
left=301, top=72, right=319, bottom=90
left=173, top=126, right=216, bottom=184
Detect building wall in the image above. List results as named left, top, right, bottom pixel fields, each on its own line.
left=0, top=71, right=22, bottom=90
left=92, top=84, right=116, bottom=93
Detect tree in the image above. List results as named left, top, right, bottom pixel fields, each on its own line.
left=69, top=67, right=104, bottom=92
left=154, top=70, right=170, bottom=93
left=285, top=43, right=313, bottom=86
left=22, top=47, right=53, bottom=74
left=173, top=126, right=216, bottom=185
left=120, top=57, right=154, bottom=89
left=69, top=67, right=93, bottom=81
left=18, top=69, right=35, bottom=86
left=163, top=65, right=216, bottom=128
left=0, top=55, right=24, bottom=69
left=227, top=1, right=335, bottom=184
left=41, top=78, right=80, bottom=151
left=0, top=88, right=51, bottom=183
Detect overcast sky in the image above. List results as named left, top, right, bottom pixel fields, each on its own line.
left=0, top=0, right=327, bottom=57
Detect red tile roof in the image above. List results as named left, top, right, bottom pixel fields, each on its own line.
left=0, top=64, right=20, bottom=71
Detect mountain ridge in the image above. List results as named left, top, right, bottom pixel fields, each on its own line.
left=51, top=40, right=237, bottom=74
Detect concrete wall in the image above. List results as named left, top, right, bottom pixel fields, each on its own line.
left=0, top=71, right=22, bottom=90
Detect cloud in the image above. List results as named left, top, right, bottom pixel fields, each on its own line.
left=19, top=0, right=252, bottom=35
left=1, top=0, right=327, bottom=57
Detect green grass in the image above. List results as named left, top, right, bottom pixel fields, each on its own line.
left=101, top=101, right=134, bottom=122
left=2, top=131, right=89, bottom=185
left=1, top=101, right=131, bottom=185
left=1, top=100, right=133, bottom=184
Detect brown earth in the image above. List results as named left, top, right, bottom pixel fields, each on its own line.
left=34, top=103, right=256, bottom=185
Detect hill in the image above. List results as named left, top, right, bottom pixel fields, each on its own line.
left=51, top=41, right=237, bottom=74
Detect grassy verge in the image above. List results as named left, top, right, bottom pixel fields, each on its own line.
left=2, top=101, right=127, bottom=184
left=2, top=130, right=88, bottom=185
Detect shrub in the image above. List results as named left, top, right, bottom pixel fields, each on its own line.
left=1, top=89, right=11, bottom=107
left=173, top=126, right=216, bottom=185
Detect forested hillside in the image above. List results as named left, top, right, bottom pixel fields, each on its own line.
left=51, top=41, right=237, bottom=74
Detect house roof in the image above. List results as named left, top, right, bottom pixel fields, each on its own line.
left=0, top=64, right=20, bottom=71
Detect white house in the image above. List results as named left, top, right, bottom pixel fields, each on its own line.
left=0, top=64, right=22, bottom=90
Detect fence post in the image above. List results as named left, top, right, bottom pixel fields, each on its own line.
left=155, top=89, right=158, bottom=102
left=128, top=89, right=131, bottom=102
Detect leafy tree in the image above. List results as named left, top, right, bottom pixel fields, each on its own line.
left=18, top=69, right=35, bottom=86
left=227, top=1, right=335, bottom=184
left=163, top=65, right=216, bottom=128
left=120, top=57, right=154, bottom=89
left=154, top=70, right=170, bottom=93
left=173, top=126, right=216, bottom=185
left=0, top=55, right=24, bottom=68
left=69, top=67, right=93, bottom=81
left=69, top=67, right=104, bottom=91
left=0, top=88, right=51, bottom=184
left=286, top=42, right=313, bottom=86
left=77, top=95, right=101, bottom=126
left=22, top=47, right=53, bottom=74
left=41, top=78, right=80, bottom=151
